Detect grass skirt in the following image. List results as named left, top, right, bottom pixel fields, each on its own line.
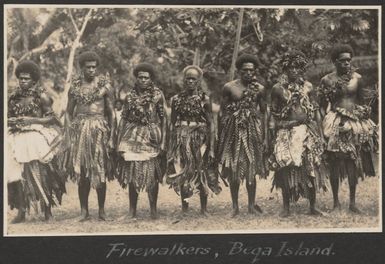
left=166, top=124, right=221, bottom=197
left=7, top=125, right=65, bottom=210
left=116, top=122, right=164, bottom=192
left=270, top=122, right=328, bottom=201
left=64, top=114, right=112, bottom=189
left=217, top=113, right=268, bottom=183
left=323, top=108, right=377, bottom=182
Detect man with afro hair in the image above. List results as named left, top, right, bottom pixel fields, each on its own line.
left=216, top=54, right=269, bottom=217
left=318, top=44, right=378, bottom=213
left=7, top=60, right=65, bottom=223
left=115, top=62, right=166, bottom=219
left=269, top=50, right=328, bottom=217
left=64, top=51, right=116, bottom=221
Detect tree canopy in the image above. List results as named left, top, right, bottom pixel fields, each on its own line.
left=6, top=7, right=379, bottom=108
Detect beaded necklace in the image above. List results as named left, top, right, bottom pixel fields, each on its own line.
left=278, top=74, right=315, bottom=120
left=322, top=68, right=355, bottom=104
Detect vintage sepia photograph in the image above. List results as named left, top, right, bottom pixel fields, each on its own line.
left=3, top=5, right=381, bottom=236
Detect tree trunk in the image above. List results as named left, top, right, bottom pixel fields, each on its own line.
left=193, top=47, right=200, bottom=66
left=58, top=8, right=95, bottom=117
left=228, top=8, right=244, bottom=81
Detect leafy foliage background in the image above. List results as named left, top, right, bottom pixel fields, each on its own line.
left=6, top=7, right=379, bottom=119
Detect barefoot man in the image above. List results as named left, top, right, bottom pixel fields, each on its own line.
left=319, top=44, right=378, bottom=213
left=217, top=54, right=269, bottom=217
left=269, top=51, right=328, bottom=217
left=116, top=63, right=166, bottom=219
left=65, top=51, right=116, bottom=221
left=7, top=60, right=65, bottom=223
left=167, top=65, right=221, bottom=215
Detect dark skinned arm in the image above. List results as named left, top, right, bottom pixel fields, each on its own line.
left=308, top=82, right=325, bottom=139
left=318, top=77, right=328, bottom=118
left=18, top=93, right=60, bottom=126
left=104, top=85, right=117, bottom=149
left=159, top=91, right=167, bottom=151
left=203, top=95, right=215, bottom=158
left=258, top=85, right=270, bottom=152
left=271, top=84, right=299, bottom=130
left=116, top=96, right=128, bottom=146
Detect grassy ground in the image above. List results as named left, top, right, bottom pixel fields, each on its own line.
left=6, top=166, right=380, bottom=235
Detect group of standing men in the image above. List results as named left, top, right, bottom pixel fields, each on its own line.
left=7, top=44, right=378, bottom=224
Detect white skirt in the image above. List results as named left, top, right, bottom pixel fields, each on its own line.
left=7, top=124, right=61, bottom=183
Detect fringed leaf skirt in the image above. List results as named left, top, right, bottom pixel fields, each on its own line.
left=116, top=122, right=164, bottom=192
left=323, top=108, right=378, bottom=183
left=64, top=113, right=112, bottom=189
left=7, top=125, right=65, bottom=211
left=270, top=122, right=328, bottom=201
left=166, top=124, right=221, bottom=197
left=216, top=113, right=268, bottom=183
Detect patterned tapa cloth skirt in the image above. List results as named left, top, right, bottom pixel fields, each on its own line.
left=7, top=124, right=66, bottom=211
left=166, top=123, right=221, bottom=197
left=270, top=122, right=328, bottom=202
left=323, top=107, right=378, bottom=184
left=216, top=113, right=269, bottom=183
left=116, top=122, right=165, bottom=192
left=63, top=113, right=112, bottom=189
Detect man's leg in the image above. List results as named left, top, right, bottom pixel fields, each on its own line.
left=9, top=181, right=26, bottom=224
left=329, top=157, right=341, bottom=210
left=180, top=185, right=189, bottom=213
left=128, top=183, right=138, bottom=218
left=246, top=178, right=258, bottom=214
left=44, top=203, right=52, bottom=221
left=349, top=183, right=360, bottom=213
left=78, top=177, right=91, bottom=221
left=44, top=184, right=53, bottom=221
left=347, top=158, right=361, bottom=213
left=97, top=182, right=107, bottom=220
left=148, top=183, right=159, bottom=219
left=199, top=185, right=208, bottom=215
left=228, top=171, right=240, bottom=217
left=308, top=178, right=322, bottom=215
left=280, top=186, right=290, bottom=217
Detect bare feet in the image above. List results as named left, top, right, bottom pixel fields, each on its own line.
left=279, top=208, right=290, bottom=218
left=129, top=207, right=137, bottom=218
left=248, top=206, right=259, bottom=215
left=79, top=208, right=90, bottom=222
left=349, top=205, right=362, bottom=214
left=200, top=208, right=209, bottom=216
left=309, top=208, right=323, bottom=216
left=44, top=206, right=53, bottom=221
left=182, top=203, right=189, bottom=213
left=254, top=204, right=263, bottom=214
left=231, top=208, right=239, bottom=218
left=11, top=210, right=26, bottom=224
left=99, top=209, right=106, bottom=221
left=79, top=215, right=91, bottom=222
left=150, top=211, right=159, bottom=220
left=332, top=201, right=342, bottom=211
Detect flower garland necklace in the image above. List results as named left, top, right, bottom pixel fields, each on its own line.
left=322, top=67, right=355, bottom=103
left=174, top=89, right=206, bottom=122
left=278, top=74, right=315, bottom=120
left=122, top=82, right=159, bottom=125
left=69, top=74, right=108, bottom=105
left=8, top=85, right=44, bottom=117
left=225, top=84, right=259, bottom=114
